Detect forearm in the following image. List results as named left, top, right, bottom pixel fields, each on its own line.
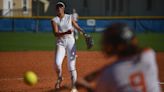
left=76, top=27, right=86, bottom=35
left=53, top=29, right=72, bottom=37
left=53, top=31, right=67, bottom=37
left=79, top=28, right=86, bottom=35
left=72, top=20, right=86, bottom=35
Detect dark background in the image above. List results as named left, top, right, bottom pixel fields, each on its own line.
left=32, top=0, right=164, bottom=16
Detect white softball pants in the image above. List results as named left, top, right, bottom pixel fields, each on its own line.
left=55, top=36, right=77, bottom=87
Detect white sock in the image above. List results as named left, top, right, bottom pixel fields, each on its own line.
left=70, top=70, right=77, bottom=88
left=56, top=67, right=62, bottom=79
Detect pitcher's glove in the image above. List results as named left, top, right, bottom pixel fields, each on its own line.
left=83, top=33, right=94, bottom=49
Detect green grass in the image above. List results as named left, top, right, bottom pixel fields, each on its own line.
left=0, top=32, right=163, bottom=51
left=137, top=33, right=164, bottom=51
left=0, top=32, right=54, bottom=51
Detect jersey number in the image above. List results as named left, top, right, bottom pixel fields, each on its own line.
left=129, top=72, right=146, bottom=92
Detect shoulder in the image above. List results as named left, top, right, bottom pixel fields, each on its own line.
left=142, top=48, right=155, bottom=58
left=65, top=14, right=72, bottom=19
left=141, top=48, right=157, bottom=66
left=143, top=48, right=155, bottom=53
left=51, top=16, right=58, bottom=22
left=65, top=14, right=71, bottom=16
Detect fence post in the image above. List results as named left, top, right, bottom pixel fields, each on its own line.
left=35, top=0, right=39, bottom=32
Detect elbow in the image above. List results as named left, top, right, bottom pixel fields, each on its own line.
left=53, top=31, right=58, bottom=37
left=54, top=33, right=59, bottom=37
left=54, top=33, right=57, bottom=36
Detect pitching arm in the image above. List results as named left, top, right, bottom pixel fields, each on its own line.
left=72, top=19, right=94, bottom=49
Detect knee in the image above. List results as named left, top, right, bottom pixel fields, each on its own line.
left=69, top=66, right=76, bottom=71
left=55, top=62, right=62, bottom=71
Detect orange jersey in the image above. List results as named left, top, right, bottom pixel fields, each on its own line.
left=96, top=49, right=161, bottom=92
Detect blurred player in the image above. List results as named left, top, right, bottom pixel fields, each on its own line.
left=72, top=8, right=79, bottom=40
left=95, top=23, right=161, bottom=92
left=51, top=2, right=87, bottom=92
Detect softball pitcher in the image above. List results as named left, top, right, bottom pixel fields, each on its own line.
left=51, top=2, right=89, bottom=92
left=96, top=23, right=161, bottom=92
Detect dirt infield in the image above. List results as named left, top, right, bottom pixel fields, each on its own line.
left=0, top=51, right=163, bottom=92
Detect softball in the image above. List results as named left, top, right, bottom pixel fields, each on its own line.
left=24, top=71, right=38, bottom=86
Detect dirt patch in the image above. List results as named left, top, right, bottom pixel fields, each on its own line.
left=0, top=51, right=163, bottom=92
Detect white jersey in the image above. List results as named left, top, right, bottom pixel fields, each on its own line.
left=52, top=14, right=74, bottom=38
left=96, top=49, right=161, bottom=92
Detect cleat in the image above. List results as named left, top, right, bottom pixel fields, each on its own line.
left=55, top=77, right=63, bottom=89
left=71, top=88, right=78, bottom=92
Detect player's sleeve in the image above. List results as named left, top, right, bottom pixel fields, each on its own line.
left=143, top=49, right=161, bottom=92
left=95, top=67, right=117, bottom=92
left=68, top=15, right=73, bottom=30
left=71, top=14, right=74, bottom=19
left=51, top=17, right=57, bottom=24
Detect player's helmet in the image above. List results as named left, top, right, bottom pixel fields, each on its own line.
left=103, top=23, right=134, bottom=45
left=102, top=23, right=138, bottom=57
